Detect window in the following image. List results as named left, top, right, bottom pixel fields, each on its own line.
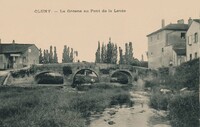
left=181, top=33, right=186, bottom=39
left=195, top=52, right=198, bottom=59
left=162, top=48, right=164, bottom=52
left=190, top=54, right=192, bottom=60
left=194, top=33, right=198, bottom=43
left=188, top=36, right=192, bottom=45
left=28, top=48, right=31, bottom=53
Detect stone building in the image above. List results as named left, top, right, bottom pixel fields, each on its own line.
left=186, top=18, right=200, bottom=61
left=0, top=40, right=39, bottom=69
left=147, top=19, right=189, bottom=69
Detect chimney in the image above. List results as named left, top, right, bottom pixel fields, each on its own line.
left=177, top=19, right=184, bottom=24
left=12, top=40, right=15, bottom=51
left=161, top=19, right=165, bottom=28
left=188, top=17, right=193, bottom=26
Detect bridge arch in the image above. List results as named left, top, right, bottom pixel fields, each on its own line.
left=72, top=68, right=100, bottom=86
left=34, top=71, right=64, bottom=84
left=110, top=69, right=133, bottom=84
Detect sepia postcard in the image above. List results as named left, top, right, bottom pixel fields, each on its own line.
left=0, top=0, right=199, bottom=127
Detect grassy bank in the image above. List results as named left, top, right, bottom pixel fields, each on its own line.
left=0, top=83, right=133, bottom=127
left=146, top=58, right=199, bottom=127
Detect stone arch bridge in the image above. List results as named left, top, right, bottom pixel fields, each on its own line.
left=33, top=62, right=151, bottom=85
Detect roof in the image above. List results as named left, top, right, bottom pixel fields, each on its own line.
left=173, top=48, right=186, bottom=56
left=147, top=24, right=189, bottom=37
left=193, top=19, right=200, bottom=23
left=0, top=43, right=35, bottom=54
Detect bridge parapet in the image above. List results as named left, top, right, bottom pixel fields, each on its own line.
left=32, top=63, right=151, bottom=85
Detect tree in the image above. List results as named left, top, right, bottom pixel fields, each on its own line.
left=46, top=50, right=50, bottom=63
left=43, top=49, right=49, bottom=64
left=53, top=46, right=58, bottom=63
left=62, top=45, right=74, bottom=63
left=106, top=38, right=116, bottom=64
left=39, top=48, right=43, bottom=64
left=49, top=46, right=53, bottom=63
left=113, top=44, right=118, bottom=64
left=129, top=42, right=133, bottom=61
left=125, top=43, right=129, bottom=64
left=101, top=43, right=107, bottom=63
left=62, top=45, right=68, bottom=63
left=67, top=47, right=70, bottom=62
left=110, top=43, right=117, bottom=64
left=98, top=38, right=118, bottom=64
left=70, top=48, right=74, bottom=62
left=74, top=51, right=78, bottom=62
left=119, top=47, right=124, bottom=64
left=95, top=41, right=101, bottom=63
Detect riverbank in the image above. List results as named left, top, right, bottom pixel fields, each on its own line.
left=90, top=91, right=171, bottom=127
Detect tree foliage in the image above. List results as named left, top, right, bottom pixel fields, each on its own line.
left=95, top=41, right=101, bottom=63
left=39, top=46, right=58, bottom=64
left=95, top=38, right=118, bottom=64
left=62, top=45, right=74, bottom=63
left=53, top=46, right=58, bottom=63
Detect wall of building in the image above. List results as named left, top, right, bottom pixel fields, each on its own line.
left=0, top=54, right=7, bottom=69
left=176, top=55, right=186, bottom=66
left=148, top=31, right=166, bottom=69
left=162, top=45, right=173, bottom=67
left=22, top=45, right=39, bottom=67
left=186, top=21, right=200, bottom=61
left=148, top=29, right=187, bottom=69
left=166, top=30, right=187, bottom=47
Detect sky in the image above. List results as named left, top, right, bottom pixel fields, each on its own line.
left=0, top=0, right=200, bottom=62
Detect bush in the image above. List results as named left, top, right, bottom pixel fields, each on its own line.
left=63, top=66, right=72, bottom=76
left=0, top=84, right=133, bottom=127
left=111, top=72, right=129, bottom=84
left=100, top=69, right=110, bottom=74
left=140, top=61, right=148, bottom=68
left=73, top=75, right=98, bottom=88
left=110, top=92, right=133, bottom=107
left=159, top=58, right=199, bottom=90
left=149, top=92, right=171, bottom=110
left=168, top=93, right=199, bottom=127
left=29, top=65, right=36, bottom=74
left=145, top=80, right=159, bottom=88
left=70, top=87, right=133, bottom=117
left=11, top=69, right=31, bottom=78
left=36, top=73, right=64, bottom=84
left=0, top=87, right=86, bottom=127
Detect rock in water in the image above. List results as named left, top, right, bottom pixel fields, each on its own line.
left=108, top=121, right=115, bottom=125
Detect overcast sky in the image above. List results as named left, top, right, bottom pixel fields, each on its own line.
left=0, top=0, right=200, bottom=62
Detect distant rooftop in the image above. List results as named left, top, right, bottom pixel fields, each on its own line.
left=147, top=23, right=189, bottom=37
left=0, top=43, right=35, bottom=54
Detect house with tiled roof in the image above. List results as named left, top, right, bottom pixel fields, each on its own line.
left=0, top=40, right=39, bottom=69
left=146, top=19, right=189, bottom=69
left=186, top=18, right=200, bottom=61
